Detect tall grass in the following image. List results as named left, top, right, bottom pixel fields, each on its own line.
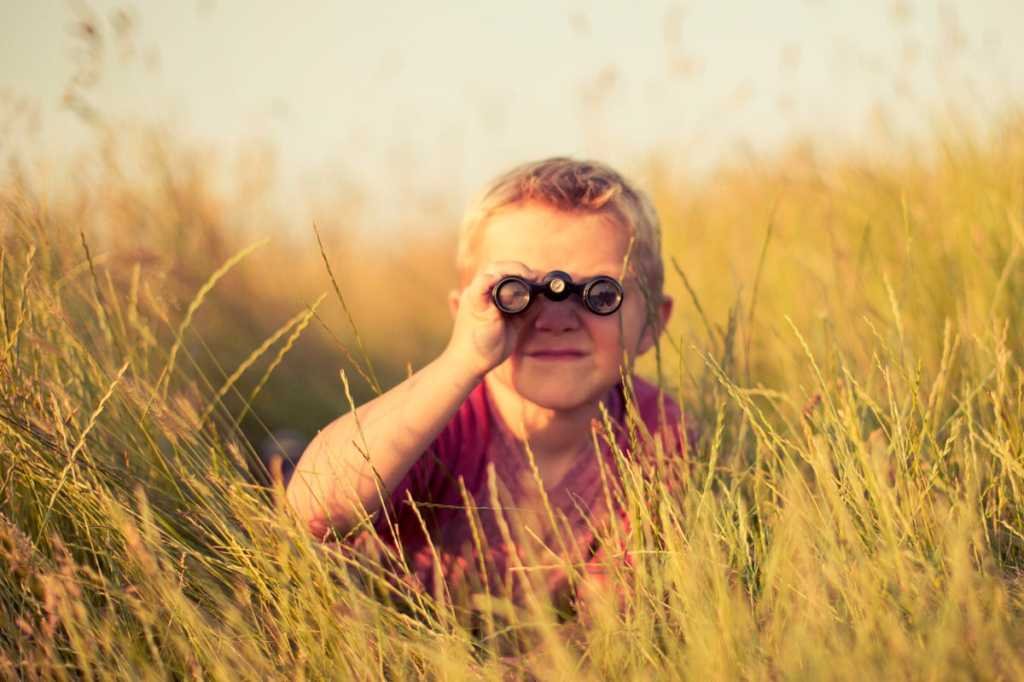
left=2, top=112, right=1024, bottom=679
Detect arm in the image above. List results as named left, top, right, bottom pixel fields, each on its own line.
left=285, top=261, right=539, bottom=539
left=286, top=350, right=480, bottom=539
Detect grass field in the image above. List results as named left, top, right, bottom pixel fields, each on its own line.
left=2, top=110, right=1024, bottom=679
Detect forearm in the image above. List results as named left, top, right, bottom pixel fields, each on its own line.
left=285, top=348, right=481, bottom=538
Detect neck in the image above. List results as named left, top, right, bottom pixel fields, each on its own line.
left=483, top=376, right=615, bottom=463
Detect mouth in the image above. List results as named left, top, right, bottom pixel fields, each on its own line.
left=524, top=350, right=586, bottom=360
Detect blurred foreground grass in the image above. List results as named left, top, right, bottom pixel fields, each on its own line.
left=2, top=112, right=1024, bottom=679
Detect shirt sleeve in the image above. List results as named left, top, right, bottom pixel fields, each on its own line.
left=368, top=421, right=456, bottom=540
left=362, top=381, right=489, bottom=546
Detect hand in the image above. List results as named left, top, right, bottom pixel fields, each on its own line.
left=444, top=261, right=538, bottom=379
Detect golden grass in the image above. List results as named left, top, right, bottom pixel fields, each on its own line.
left=2, top=111, right=1024, bottom=679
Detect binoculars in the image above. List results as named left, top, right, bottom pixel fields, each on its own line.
left=491, top=270, right=624, bottom=316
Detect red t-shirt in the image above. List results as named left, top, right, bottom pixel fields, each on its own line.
left=355, top=375, right=691, bottom=603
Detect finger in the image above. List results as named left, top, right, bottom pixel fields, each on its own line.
left=463, top=262, right=537, bottom=309
left=473, top=261, right=538, bottom=288
left=459, top=275, right=510, bottom=317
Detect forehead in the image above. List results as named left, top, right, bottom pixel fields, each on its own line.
left=476, top=202, right=630, bottom=278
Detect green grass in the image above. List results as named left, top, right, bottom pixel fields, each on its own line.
left=2, top=112, right=1024, bottom=679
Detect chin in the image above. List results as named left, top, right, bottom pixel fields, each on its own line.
left=514, top=386, right=585, bottom=411
left=511, top=374, right=612, bottom=412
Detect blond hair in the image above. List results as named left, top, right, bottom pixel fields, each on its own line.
left=456, top=157, right=665, bottom=299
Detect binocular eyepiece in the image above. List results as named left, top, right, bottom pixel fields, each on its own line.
left=491, top=270, right=624, bottom=316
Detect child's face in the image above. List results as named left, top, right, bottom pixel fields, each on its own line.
left=461, top=201, right=672, bottom=411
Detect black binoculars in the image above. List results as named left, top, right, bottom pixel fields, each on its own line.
left=491, top=270, right=624, bottom=316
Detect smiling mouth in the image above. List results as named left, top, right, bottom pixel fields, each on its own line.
left=525, top=350, right=586, bottom=360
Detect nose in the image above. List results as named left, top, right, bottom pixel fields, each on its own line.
left=532, top=296, right=582, bottom=333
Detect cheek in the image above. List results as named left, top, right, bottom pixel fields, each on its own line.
left=587, top=318, right=628, bottom=357
left=601, top=304, right=647, bottom=353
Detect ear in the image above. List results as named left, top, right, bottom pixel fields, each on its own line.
left=635, top=295, right=674, bottom=356
left=447, top=289, right=462, bottom=321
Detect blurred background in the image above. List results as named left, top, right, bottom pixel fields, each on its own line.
left=2, top=0, right=1023, bottom=462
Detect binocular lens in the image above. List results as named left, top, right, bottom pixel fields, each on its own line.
left=585, top=278, right=623, bottom=314
left=494, top=278, right=531, bottom=313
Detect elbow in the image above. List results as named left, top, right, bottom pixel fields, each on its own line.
left=284, top=441, right=335, bottom=539
left=284, top=474, right=366, bottom=542
left=284, top=436, right=380, bottom=542
left=285, top=472, right=330, bottom=540
left=287, top=495, right=342, bottom=542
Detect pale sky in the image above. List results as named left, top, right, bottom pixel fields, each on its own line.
left=2, top=0, right=1022, bottom=218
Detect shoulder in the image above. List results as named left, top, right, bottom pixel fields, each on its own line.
left=626, top=375, right=698, bottom=455
left=630, top=376, right=680, bottom=417
left=628, top=375, right=681, bottom=432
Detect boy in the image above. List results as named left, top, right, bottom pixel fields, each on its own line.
left=286, top=157, right=689, bottom=608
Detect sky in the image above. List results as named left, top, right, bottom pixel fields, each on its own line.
left=2, top=0, right=1023, bottom=217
